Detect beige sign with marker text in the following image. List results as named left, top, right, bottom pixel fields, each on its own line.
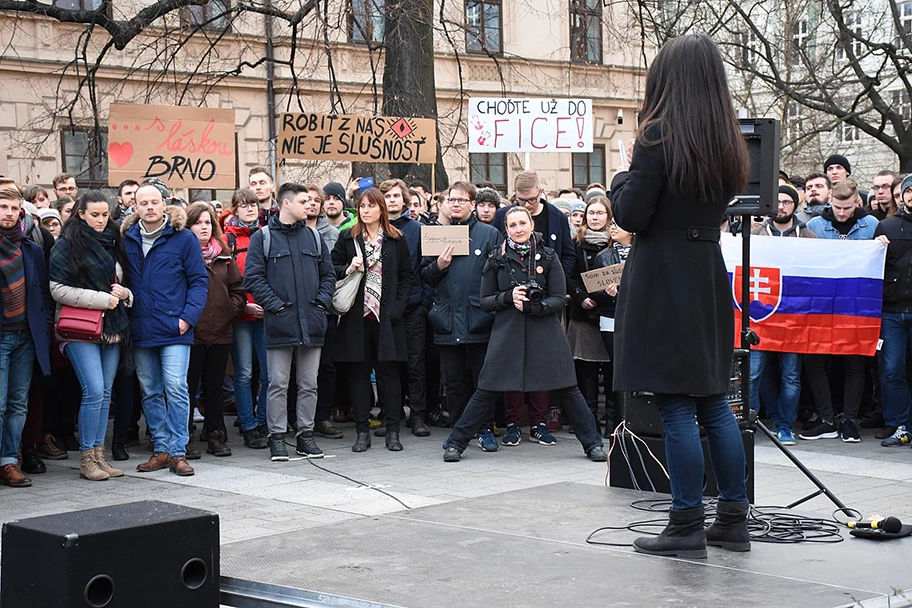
left=420, top=225, right=470, bottom=256
left=581, top=263, right=625, bottom=294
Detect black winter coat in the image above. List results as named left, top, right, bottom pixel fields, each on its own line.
left=475, top=236, right=576, bottom=392
left=611, top=136, right=734, bottom=395
left=875, top=209, right=912, bottom=313
left=567, top=239, right=616, bottom=323
left=422, top=216, right=503, bottom=345
left=243, top=216, right=335, bottom=349
left=331, top=229, right=414, bottom=362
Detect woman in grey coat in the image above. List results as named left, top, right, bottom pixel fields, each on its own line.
left=441, top=206, right=607, bottom=462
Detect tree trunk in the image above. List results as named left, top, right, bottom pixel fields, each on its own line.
left=382, top=0, right=448, bottom=192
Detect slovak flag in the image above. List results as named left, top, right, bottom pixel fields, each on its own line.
left=720, top=234, right=887, bottom=356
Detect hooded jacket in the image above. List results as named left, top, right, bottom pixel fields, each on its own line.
left=806, top=206, right=878, bottom=240
left=122, top=206, right=210, bottom=348
left=875, top=208, right=912, bottom=312
left=750, top=219, right=817, bottom=238
left=315, top=215, right=340, bottom=252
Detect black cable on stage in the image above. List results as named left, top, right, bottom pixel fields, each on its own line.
left=586, top=498, right=847, bottom=548
left=282, top=440, right=413, bottom=510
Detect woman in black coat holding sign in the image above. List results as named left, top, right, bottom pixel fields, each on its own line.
left=331, top=188, right=414, bottom=453
left=440, top=206, right=607, bottom=462
left=610, top=34, right=750, bottom=559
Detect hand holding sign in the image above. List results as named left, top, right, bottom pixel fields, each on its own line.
left=581, top=263, right=625, bottom=295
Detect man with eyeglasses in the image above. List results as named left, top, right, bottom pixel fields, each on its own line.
left=749, top=185, right=816, bottom=446
left=379, top=178, right=431, bottom=437
left=492, top=171, right=576, bottom=278
left=422, top=181, right=502, bottom=439
left=870, top=170, right=897, bottom=220
left=52, top=173, right=77, bottom=201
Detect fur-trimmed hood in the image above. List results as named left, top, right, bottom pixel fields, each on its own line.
left=121, top=205, right=187, bottom=235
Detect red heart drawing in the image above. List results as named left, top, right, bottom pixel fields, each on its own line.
left=108, top=142, right=134, bottom=168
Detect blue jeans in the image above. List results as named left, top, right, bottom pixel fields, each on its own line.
left=880, top=312, right=912, bottom=428
left=135, top=345, right=191, bottom=456
left=749, top=350, right=802, bottom=431
left=656, top=393, right=748, bottom=511
left=67, top=342, right=121, bottom=451
left=0, top=331, right=34, bottom=466
left=232, top=320, right=268, bottom=432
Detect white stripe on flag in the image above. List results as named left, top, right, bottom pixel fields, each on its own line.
left=720, top=234, right=886, bottom=279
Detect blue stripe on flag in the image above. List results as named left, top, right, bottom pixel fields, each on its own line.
left=729, top=275, right=883, bottom=318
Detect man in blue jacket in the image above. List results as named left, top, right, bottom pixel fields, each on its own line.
left=492, top=170, right=576, bottom=277
left=422, top=181, right=503, bottom=447
left=123, top=182, right=209, bottom=477
left=244, top=182, right=336, bottom=462
left=0, top=186, right=52, bottom=488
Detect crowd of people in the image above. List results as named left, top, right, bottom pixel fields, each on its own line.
left=1, top=141, right=911, bottom=488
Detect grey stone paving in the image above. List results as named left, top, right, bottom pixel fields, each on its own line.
left=3, top=420, right=910, bottom=559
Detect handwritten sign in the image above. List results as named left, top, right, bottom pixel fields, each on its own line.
left=278, top=113, right=436, bottom=164
left=467, top=98, right=593, bottom=153
left=581, top=263, right=624, bottom=294
left=108, top=104, right=236, bottom=189
left=420, top=225, right=470, bottom=257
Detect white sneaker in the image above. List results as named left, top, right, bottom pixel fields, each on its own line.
left=193, top=407, right=205, bottom=423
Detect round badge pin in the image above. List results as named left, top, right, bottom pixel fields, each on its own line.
left=536, top=266, right=544, bottom=274
left=475, top=248, right=482, bottom=256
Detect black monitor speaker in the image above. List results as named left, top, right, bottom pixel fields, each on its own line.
left=726, top=117, right=781, bottom=217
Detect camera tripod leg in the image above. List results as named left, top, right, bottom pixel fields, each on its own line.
left=754, top=420, right=850, bottom=513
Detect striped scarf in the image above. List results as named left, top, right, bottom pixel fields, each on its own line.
left=0, top=226, right=26, bottom=326
left=362, top=230, right=384, bottom=320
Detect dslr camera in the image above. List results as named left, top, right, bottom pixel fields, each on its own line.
left=522, top=280, right=545, bottom=303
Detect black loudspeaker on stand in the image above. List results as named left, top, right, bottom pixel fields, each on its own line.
left=1, top=500, right=219, bottom=608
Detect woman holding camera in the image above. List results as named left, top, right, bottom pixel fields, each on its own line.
left=441, top=206, right=607, bottom=462
left=611, top=34, right=750, bottom=558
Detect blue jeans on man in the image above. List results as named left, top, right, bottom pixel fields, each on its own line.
left=232, top=320, right=268, bottom=432
left=134, top=344, right=192, bottom=456
left=879, top=312, right=912, bottom=429
left=0, top=331, right=35, bottom=466
left=749, top=350, right=802, bottom=431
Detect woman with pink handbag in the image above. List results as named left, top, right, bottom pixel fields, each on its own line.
left=49, top=191, right=133, bottom=482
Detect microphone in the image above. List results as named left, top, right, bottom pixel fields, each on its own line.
left=847, top=516, right=902, bottom=533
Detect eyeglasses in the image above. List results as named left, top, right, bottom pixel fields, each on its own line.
left=873, top=184, right=892, bottom=191
left=515, top=190, right=541, bottom=205
left=609, top=221, right=618, bottom=227
left=778, top=200, right=796, bottom=207
left=235, top=202, right=258, bottom=210
left=448, top=197, right=471, bottom=205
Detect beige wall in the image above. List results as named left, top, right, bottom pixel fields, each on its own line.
left=0, top=1, right=646, bottom=197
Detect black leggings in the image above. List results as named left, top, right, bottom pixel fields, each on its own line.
left=348, top=317, right=402, bottom=432
left=187, top=344, right=231, bottom=433
left=804, top=354, right=865, bottom=422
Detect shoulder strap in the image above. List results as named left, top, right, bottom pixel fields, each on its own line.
left=261, top=226, right=271, bottom=259
left=226, top=233, right=237, bottom=255
left=308, top=226, right=323, bottom=260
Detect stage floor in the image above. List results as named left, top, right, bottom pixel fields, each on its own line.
left=220, top=482, right=911, bottom=608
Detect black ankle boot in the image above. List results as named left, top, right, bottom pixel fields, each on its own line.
left=385, top=429, right=403, bottom=451
left=706, top=501, right=751, bottom=551
left=111, top=432, right=130, bottom=461
left=633, top=506, right=707, bottom=558
left=352, top=431, right=371, bottom=453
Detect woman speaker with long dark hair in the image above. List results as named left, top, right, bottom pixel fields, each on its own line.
left=610, top=34, right=751, bottom=558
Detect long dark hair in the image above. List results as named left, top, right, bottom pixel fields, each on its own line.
left=60, top=190, right=128, bottom=284
left=638, top=34, right=748, bottom=203
left=351, top=187, right=402, bottom=239
left=186, top=202, right=228, bottom=251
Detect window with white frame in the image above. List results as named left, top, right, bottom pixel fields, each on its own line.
left=895, top=1, right=912, bottom=48
left=837, top=11, right=863, bottom=59
left=892, top=89, right=911, bottom=122
left=789, top=19, right=810, bottom=66
left=840, top=121, right=860, bottom=143
left=785, top=103, right=803, bottom=143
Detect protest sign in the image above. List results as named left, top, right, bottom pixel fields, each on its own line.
left=467, top=98, right=593, bottom=153
left=581, top=263, right=624, bottom=294
left=278, top=114, right=436, bottom=164
left=420, top=225, right=470, bottom=256
left=107, top=104, right=236, bottom=189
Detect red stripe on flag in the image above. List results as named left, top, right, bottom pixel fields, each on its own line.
left=734, top=312, right=881, bottom=356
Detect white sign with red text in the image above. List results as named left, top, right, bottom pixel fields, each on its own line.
left=467, top=98, right=593, bottom=153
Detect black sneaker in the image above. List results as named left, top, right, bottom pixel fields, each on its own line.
left=443, top=446, right=461, bottom=462
left=587, top=445, right=608, bottom=462
left=295, top=432, right=324, bottom=458
left=839, top=419, right=861, bottom=443
left=243, top=426, right=268, bottom=449
left=268, top=433, right=289, bottom=461
left=800, top=412, right=820, bottom=431
left=798, top=421, right=838, bottom=440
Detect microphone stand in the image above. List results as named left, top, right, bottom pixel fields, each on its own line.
left=732, top=206, right=850, bottom=515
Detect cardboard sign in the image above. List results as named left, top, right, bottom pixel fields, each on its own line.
left=467, top=98, right=593, bottom=153
left=420, top=225, right=470, bottom=256
left=278, top=113, right=436, bottom=164
left=581, top=263, right=624, bottom=294
left=108, top=104, right=236, bottom=189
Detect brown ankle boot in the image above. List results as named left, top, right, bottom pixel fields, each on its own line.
left=80, top=450, right=110, bottom=481
left=136, top=451, right=170, bottom=472
left=169, top=456, right=195, bottom=477
left=94, top=446, right=124, bottom=477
